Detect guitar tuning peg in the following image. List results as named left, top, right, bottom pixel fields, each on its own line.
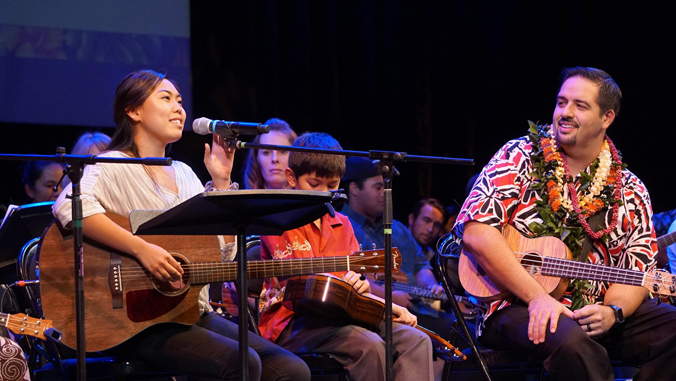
left=371, top=243, right=376, bottom=250
left=359, top=243, right=363, bottom=251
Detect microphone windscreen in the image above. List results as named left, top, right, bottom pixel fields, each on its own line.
left=192, top=118, right=212, bottom=135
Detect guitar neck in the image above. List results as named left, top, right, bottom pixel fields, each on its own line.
left=189, top=257, right=352, bottom=284
left=541, top=257, right=645, bottom=287
left=374, top=280, right=470, bottom=303
left=381, top=280, right=448, bottom=301
left=0, top=312, right=9, bottom=327
left=657, top=231, right=676, bottom=250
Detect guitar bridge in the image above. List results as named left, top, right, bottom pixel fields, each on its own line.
left=109, top=253, right=123, bottom=309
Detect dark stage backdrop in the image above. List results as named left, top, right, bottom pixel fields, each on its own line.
left=1, top=1, right=674, bottom=225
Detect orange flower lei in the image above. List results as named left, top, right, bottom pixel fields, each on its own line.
left=538, top=126, right=623, bottom=240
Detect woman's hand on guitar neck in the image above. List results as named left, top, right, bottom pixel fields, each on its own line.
left=527, top=293, right=574, bottom=345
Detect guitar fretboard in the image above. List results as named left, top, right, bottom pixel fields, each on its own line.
left=374, top=280, right=449, bottom=301
left=541, top=257, right=644, bottom=287
left=657, top=233, right=676, bottom=251
left=187, top=257, right=352, bottom=284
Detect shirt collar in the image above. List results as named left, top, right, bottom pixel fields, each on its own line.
left=340, top=203, right=368, bottom=227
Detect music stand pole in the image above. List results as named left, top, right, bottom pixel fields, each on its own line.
left=379, top=158, right=395, bottom=381
left=63, top=155, right=87, bottom=381
left=236, top=225, right=249, bottom=381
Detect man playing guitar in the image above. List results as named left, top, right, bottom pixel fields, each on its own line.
left=454, top=67, right=676, bottom=380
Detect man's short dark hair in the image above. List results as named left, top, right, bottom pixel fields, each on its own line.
left=288, top=132, right=345, bottom=178
left=560, top=66, right=622, bottom=117
left=411, top=198, right=449, bottom=226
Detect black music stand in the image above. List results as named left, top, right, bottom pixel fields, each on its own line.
left=129, top=189, right=345, bottom=381
left=0, top=202, right=55, bottom=286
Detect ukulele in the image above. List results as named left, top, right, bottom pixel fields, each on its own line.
left=459, top=224, right=676, bottom=302
left=38, top=213, right=401, bottom=351
left=0, top=312, right=55, bottom=341
left=284, top=274, right=467, bottom=361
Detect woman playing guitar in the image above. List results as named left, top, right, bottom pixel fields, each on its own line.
left=51, top=70, right=310, bottom=381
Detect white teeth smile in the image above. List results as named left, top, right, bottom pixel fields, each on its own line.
left=171, top=119, right=182, bottom=125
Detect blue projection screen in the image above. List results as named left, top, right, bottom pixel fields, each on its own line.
left=0, top=0, right=192, bottom=127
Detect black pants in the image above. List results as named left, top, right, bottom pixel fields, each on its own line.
left=480, top=299, right=676, bottom=381
left=109, top=313, right=311, bottom=381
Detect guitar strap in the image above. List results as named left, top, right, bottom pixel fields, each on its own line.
left=579, top=209, right=608, bottom=263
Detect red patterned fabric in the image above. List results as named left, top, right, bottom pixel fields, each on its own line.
left=0, top=337, right=29, bottom=381
left=258, top=212, right=360, bottom=342
left=453, top=136, right=657, bottom=333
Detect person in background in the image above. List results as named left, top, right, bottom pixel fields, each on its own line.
left=243, top=118, right=297, bottom=190
left=62, top=131, right=113, bottom=187
left=71, top=131, right=112, bottom=155
left=339, top=158, right=455, bottom=379
left=408, top=198, right=448, bottom=260
left=22, top=160, right=65, bottom=203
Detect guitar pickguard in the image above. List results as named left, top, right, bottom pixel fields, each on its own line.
left=126, top=289, right=188, bottom=322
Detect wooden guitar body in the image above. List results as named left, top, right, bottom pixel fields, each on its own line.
left=284, top=274, right=467, bottom=360
left=38, top=213, right=218, bottom=351
left=459, top=225, right=572, bottom=302
left=285, top=275, right=385, bottom=330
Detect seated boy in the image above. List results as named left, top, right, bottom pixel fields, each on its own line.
left=258, top=132, right=433, bottom=381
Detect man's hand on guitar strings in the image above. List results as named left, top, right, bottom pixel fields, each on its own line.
left=572, top=304, right=616, bottom=337
left=343, top=271, right=371, bottom=294
left=527, top=293, right=574, bottom=345
left=428, top=283, right=445, bottom=295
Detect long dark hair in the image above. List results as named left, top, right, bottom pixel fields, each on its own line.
left=107, top=70, right=180, bottom=157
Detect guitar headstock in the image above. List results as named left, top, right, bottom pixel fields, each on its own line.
left=1, top=313, right=54, bottom=341
left=348, top=248, right=402, bottom=274
left=647, top=269, right=676, bottom=298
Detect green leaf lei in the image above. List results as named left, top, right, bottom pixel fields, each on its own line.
left=526, top=121, right=614, bottom=310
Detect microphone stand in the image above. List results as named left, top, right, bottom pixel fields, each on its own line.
left=220, top=137, right=475, bottom=381
left=1, top=150, right=171, bottom=381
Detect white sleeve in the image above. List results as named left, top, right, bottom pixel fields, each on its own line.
left=52, top=163, right=107, bottom=228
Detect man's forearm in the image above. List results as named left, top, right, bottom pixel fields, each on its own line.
left=603, top=283, right=650, bottom=318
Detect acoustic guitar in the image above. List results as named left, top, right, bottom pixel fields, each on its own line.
left=284, top=274, right=467, bottom=361
left=459, top=224, right=676, bottom=302
left=0, top=312, right=55, bottom=341
left=38, top=213, right=401, bottom=351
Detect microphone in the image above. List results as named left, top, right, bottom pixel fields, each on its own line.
left=192, top=118, right=270, bottom=140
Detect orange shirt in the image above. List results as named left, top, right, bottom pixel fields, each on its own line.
left=258, top=212, right=360, bottom=342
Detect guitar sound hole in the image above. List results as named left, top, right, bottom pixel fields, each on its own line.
left=151, top=253, right=191, bottom=296
left=521, top=253, right=543, bottom=276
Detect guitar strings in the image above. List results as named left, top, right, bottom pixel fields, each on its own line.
left=511, top=252, right=675, bottom=291
left=117, top=256, right=392, bottom=282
